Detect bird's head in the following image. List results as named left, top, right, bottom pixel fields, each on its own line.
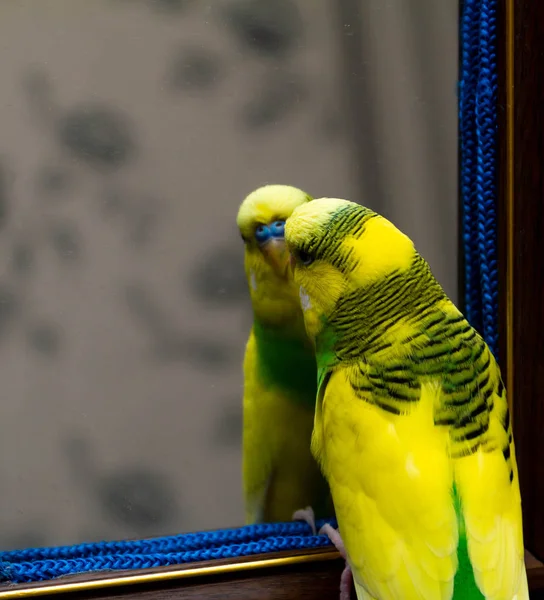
left=285, top=197, right=416, bottom=341
left=237, top=184, right=314, bottom=328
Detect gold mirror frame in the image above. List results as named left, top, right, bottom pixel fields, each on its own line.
left=0, top=548, right=343, bottom=599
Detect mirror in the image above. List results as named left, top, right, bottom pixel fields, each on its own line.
left=0, top=0, right=458, bottom=550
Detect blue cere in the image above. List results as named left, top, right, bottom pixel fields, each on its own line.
left=255, top=224, right=271, bottom=244
left=269, top=220, right=286, bottom=238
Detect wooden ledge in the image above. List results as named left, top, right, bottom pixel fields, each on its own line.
left=0, top=547, right=541, bottom=599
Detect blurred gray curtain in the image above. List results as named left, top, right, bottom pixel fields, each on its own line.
left=335, top=0, right=459, bottom=301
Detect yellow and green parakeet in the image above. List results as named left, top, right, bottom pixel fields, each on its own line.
left=236, top=184, right=331, bottom=526
left=284, top=197, right=528, bottom=600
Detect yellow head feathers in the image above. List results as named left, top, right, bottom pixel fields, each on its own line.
left=285, top=197, right=416, bottom=283
left=237, top=185, right=313, bottom=241
left=237, top=184, right=313, bottom=329
left=284, top=197, right=417, bottom=339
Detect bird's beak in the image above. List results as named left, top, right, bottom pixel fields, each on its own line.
left=260, top=238, right=290, bottom=279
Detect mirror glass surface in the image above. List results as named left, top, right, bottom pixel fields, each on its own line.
left=0, top=0, right=458, bottom=549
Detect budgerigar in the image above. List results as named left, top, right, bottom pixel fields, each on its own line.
left=284, top=197, right=528, bottom=600
left=237, top=185, right=331, bottom=526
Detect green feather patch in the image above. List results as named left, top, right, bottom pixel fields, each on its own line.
left=253, top=320, right=317, bottom=407
left=453, top=484, right=485, bottom=600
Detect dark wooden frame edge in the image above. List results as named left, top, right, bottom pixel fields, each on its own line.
left=498, top=0, right=544, bottom=567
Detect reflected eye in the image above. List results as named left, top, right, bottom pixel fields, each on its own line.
left=269, top=220, right=285, bottom=238
left=297, top=249, right=314, bottom=266
left=255, top=224, right=271, bottom=244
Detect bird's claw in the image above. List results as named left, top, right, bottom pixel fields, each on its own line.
left=318, top=523, right=353, bottom=600
left=339, top=562, right=353, bottom=600
left=292, top=506, right=317, bottom=535
left=293, top=514, right=353, bottom=599
left=319, top=522, right=347, bottom=560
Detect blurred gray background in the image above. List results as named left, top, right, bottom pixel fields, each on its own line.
left=0, top=0, right=458, bottom=550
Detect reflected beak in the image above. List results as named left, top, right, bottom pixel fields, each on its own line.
left=260, top=238, right=290, bottom=278
left=288, top=252, right=296, bottom=277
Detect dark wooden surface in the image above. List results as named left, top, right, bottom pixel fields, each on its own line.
left=60, top=561, right=344, bottom=600
left=497, top=0, right=544, bottom=563
left=0, top=549, right=345, bottom=599
left=0, top=549, right=543, bottom=599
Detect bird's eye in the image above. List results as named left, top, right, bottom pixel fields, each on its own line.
left=254, top=224, right=271, bottom=244
left=297, top=249, right=314, bottom=266
left=269, top=220, right=285, bottom=238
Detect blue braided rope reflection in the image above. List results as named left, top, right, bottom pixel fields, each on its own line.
left=1, top=535, right=334, bottom=584
left=0, top=519, right=337, bottom=584
left=0, top=521, right=333, bottom=563
left=460, top=0, right=499, bottom=357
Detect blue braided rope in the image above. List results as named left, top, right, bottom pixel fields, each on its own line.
left=460, top=0, right=483, bottom=331
left=0, top=0, right=500, bottom=588
left=460, top=0, right=499, bottom=357
left=475, top=0, right=499, bottom=356
left=0, top=519, right=337, bottom=584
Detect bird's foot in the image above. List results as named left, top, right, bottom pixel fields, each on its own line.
left=292, top=505, right=317, bottom=535
left=339, top=563, right=353, bottom=600
left=319, top=523, right=347, bottom=559
left=319, top=523, right=353, bottom=600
